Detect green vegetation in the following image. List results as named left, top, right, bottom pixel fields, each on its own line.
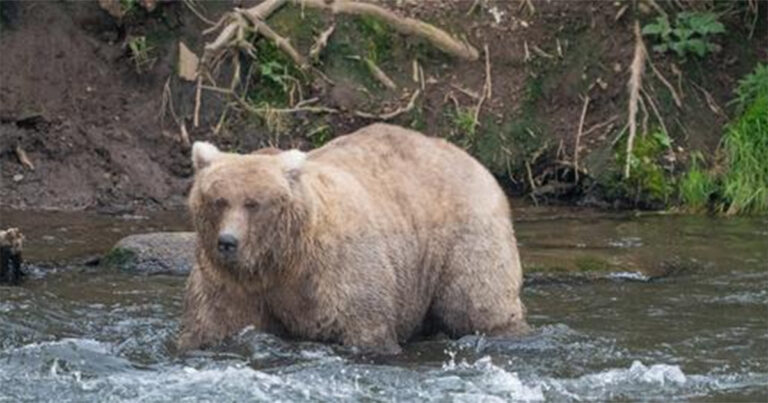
left=642, top=11, right=725, bottom=58
left=678, top=64, right=768, bottom=215
left=679, top=152, right=716, bottom=212
left=720, top=88, right=768, bottom=214
left=306, top=124, right=332, bottom=148
left=127, top=35, right=156, bottom=73
left=611, top=130, right=674, bottom=206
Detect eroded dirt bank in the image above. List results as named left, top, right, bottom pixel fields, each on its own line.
left=0, top=1, right=764, bottom=212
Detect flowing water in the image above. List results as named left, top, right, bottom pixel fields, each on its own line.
left=1, top=208, right=766, bottom=402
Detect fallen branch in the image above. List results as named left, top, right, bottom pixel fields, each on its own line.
left=294, top=0, right=478, bottom=60
left=238, top=9, right=308, bottom=70
left=573, top=95, right=590, bottom=183
left=354, top=90, right=420, bottom=120
left=202, top=0, right=288, bottom=65
left=625, top=21, right=646, bottom=179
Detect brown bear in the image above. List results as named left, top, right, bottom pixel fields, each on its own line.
left=179, top=123, right=528, bottom=354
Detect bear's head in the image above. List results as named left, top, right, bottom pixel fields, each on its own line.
left=189, top=142, right=309, bottom=275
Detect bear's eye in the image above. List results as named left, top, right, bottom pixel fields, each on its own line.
left=244, top=199, right=260, bottom=210
left=213, top=197, right=228, bottom=209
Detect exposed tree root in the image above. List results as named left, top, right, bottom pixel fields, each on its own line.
left=309, top=24, right=335, bottom=61
left=625, top=21, right=647, bottom=179
left=573, top=95, right=590, bottom=183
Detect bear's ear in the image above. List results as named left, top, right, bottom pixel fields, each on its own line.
left=279, top=149, right=306, bottom=171
left=192, top=141, right=221, bottom=171
left=279, top=149, right=306, bottom=182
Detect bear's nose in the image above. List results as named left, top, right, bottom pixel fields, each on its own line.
left=217, top=233, right=238, bottom=254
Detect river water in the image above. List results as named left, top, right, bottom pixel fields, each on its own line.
left=1, top=208, right=766, bottom=401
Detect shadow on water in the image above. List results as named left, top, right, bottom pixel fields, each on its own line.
left=1, top=207, right=766, bottom=401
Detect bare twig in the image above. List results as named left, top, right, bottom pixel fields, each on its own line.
left=15, top=146, right=34, bottom=170
left=625, top=21, right=646, bottom=179
left=235, top=96, right=338, bottom=115
left=179, top=121, right=191, bottom=147
left=348, top=56, right=396, bottom=90
left=647, top=56, right=681, bottom=108
left=642, top=88, right=669, bottom=138
left=484, top=43, right=492, bottom=100
left=531, top=45, right=555, bottom=59
left=466, top=0, right=481, bottom=16
left=193, top=75, right=202, bottom=127
left=582, top=114, right=619, bottom=137
left=574, top=95, right=590, bottom=183
left=238, top=9, right=308, bottom=70
left=471, top=44, right=492, bottom=132
left=691, top=81, right=724, bottom=117
left=642, top=0, right=667, bottom=17
left=354, top=90, right=420, bottom=120
left=309, top=24, right=336, bottom=61
left=203, top=0, right=288, bottom=64
left=451, top=84, right=480, bottom=100
left=525, top=160, right=538, bottom=206
left=183, top=0, right=217, bottom=25
left=523, top=41, right=531, bottom=62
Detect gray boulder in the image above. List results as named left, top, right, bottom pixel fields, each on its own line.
left=105, top=232, right=195, bottom=275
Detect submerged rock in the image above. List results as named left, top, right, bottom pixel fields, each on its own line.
left=105, top=232, right=195, bottom=275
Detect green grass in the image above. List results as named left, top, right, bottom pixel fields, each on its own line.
left=720, top=92, right=768, bottom=214
left=678, top=63, right=768, bottom=215
left=679, top=152, right=716, bottom=212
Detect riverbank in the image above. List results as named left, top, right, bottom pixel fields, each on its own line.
left=1, top=1, right=765, bottom=213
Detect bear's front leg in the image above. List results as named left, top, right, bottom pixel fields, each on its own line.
left=341, top=319, right=402, bottom=355
left=178, top=266, right=265, bottom=351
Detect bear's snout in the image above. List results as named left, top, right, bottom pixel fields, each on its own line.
left=217, top=233, right=239, bottom=256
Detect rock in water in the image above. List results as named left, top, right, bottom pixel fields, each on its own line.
left=105, top=232, right=195, bottom=275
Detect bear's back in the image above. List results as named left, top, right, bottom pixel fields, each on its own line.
left=307, top=124, right=509, bottom=222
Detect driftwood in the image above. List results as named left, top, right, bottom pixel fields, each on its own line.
left=0, top=228, right=24, bottom=285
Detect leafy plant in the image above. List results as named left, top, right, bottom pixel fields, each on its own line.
left=611, top=130, right=674, bottom=206
left=452, top=106, right=477, bottom=139
left=260, top=60, right=291, bottom=92
left=642, top=11, right=725, bottom=57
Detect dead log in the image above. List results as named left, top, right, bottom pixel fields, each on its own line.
left=0, top=228, right=24, bottom=285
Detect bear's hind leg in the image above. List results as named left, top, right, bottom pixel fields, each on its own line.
left=431, top=231, right=528, bottom=338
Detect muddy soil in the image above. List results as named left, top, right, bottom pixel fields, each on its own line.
left=0, top=1, right=764, bottom=212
